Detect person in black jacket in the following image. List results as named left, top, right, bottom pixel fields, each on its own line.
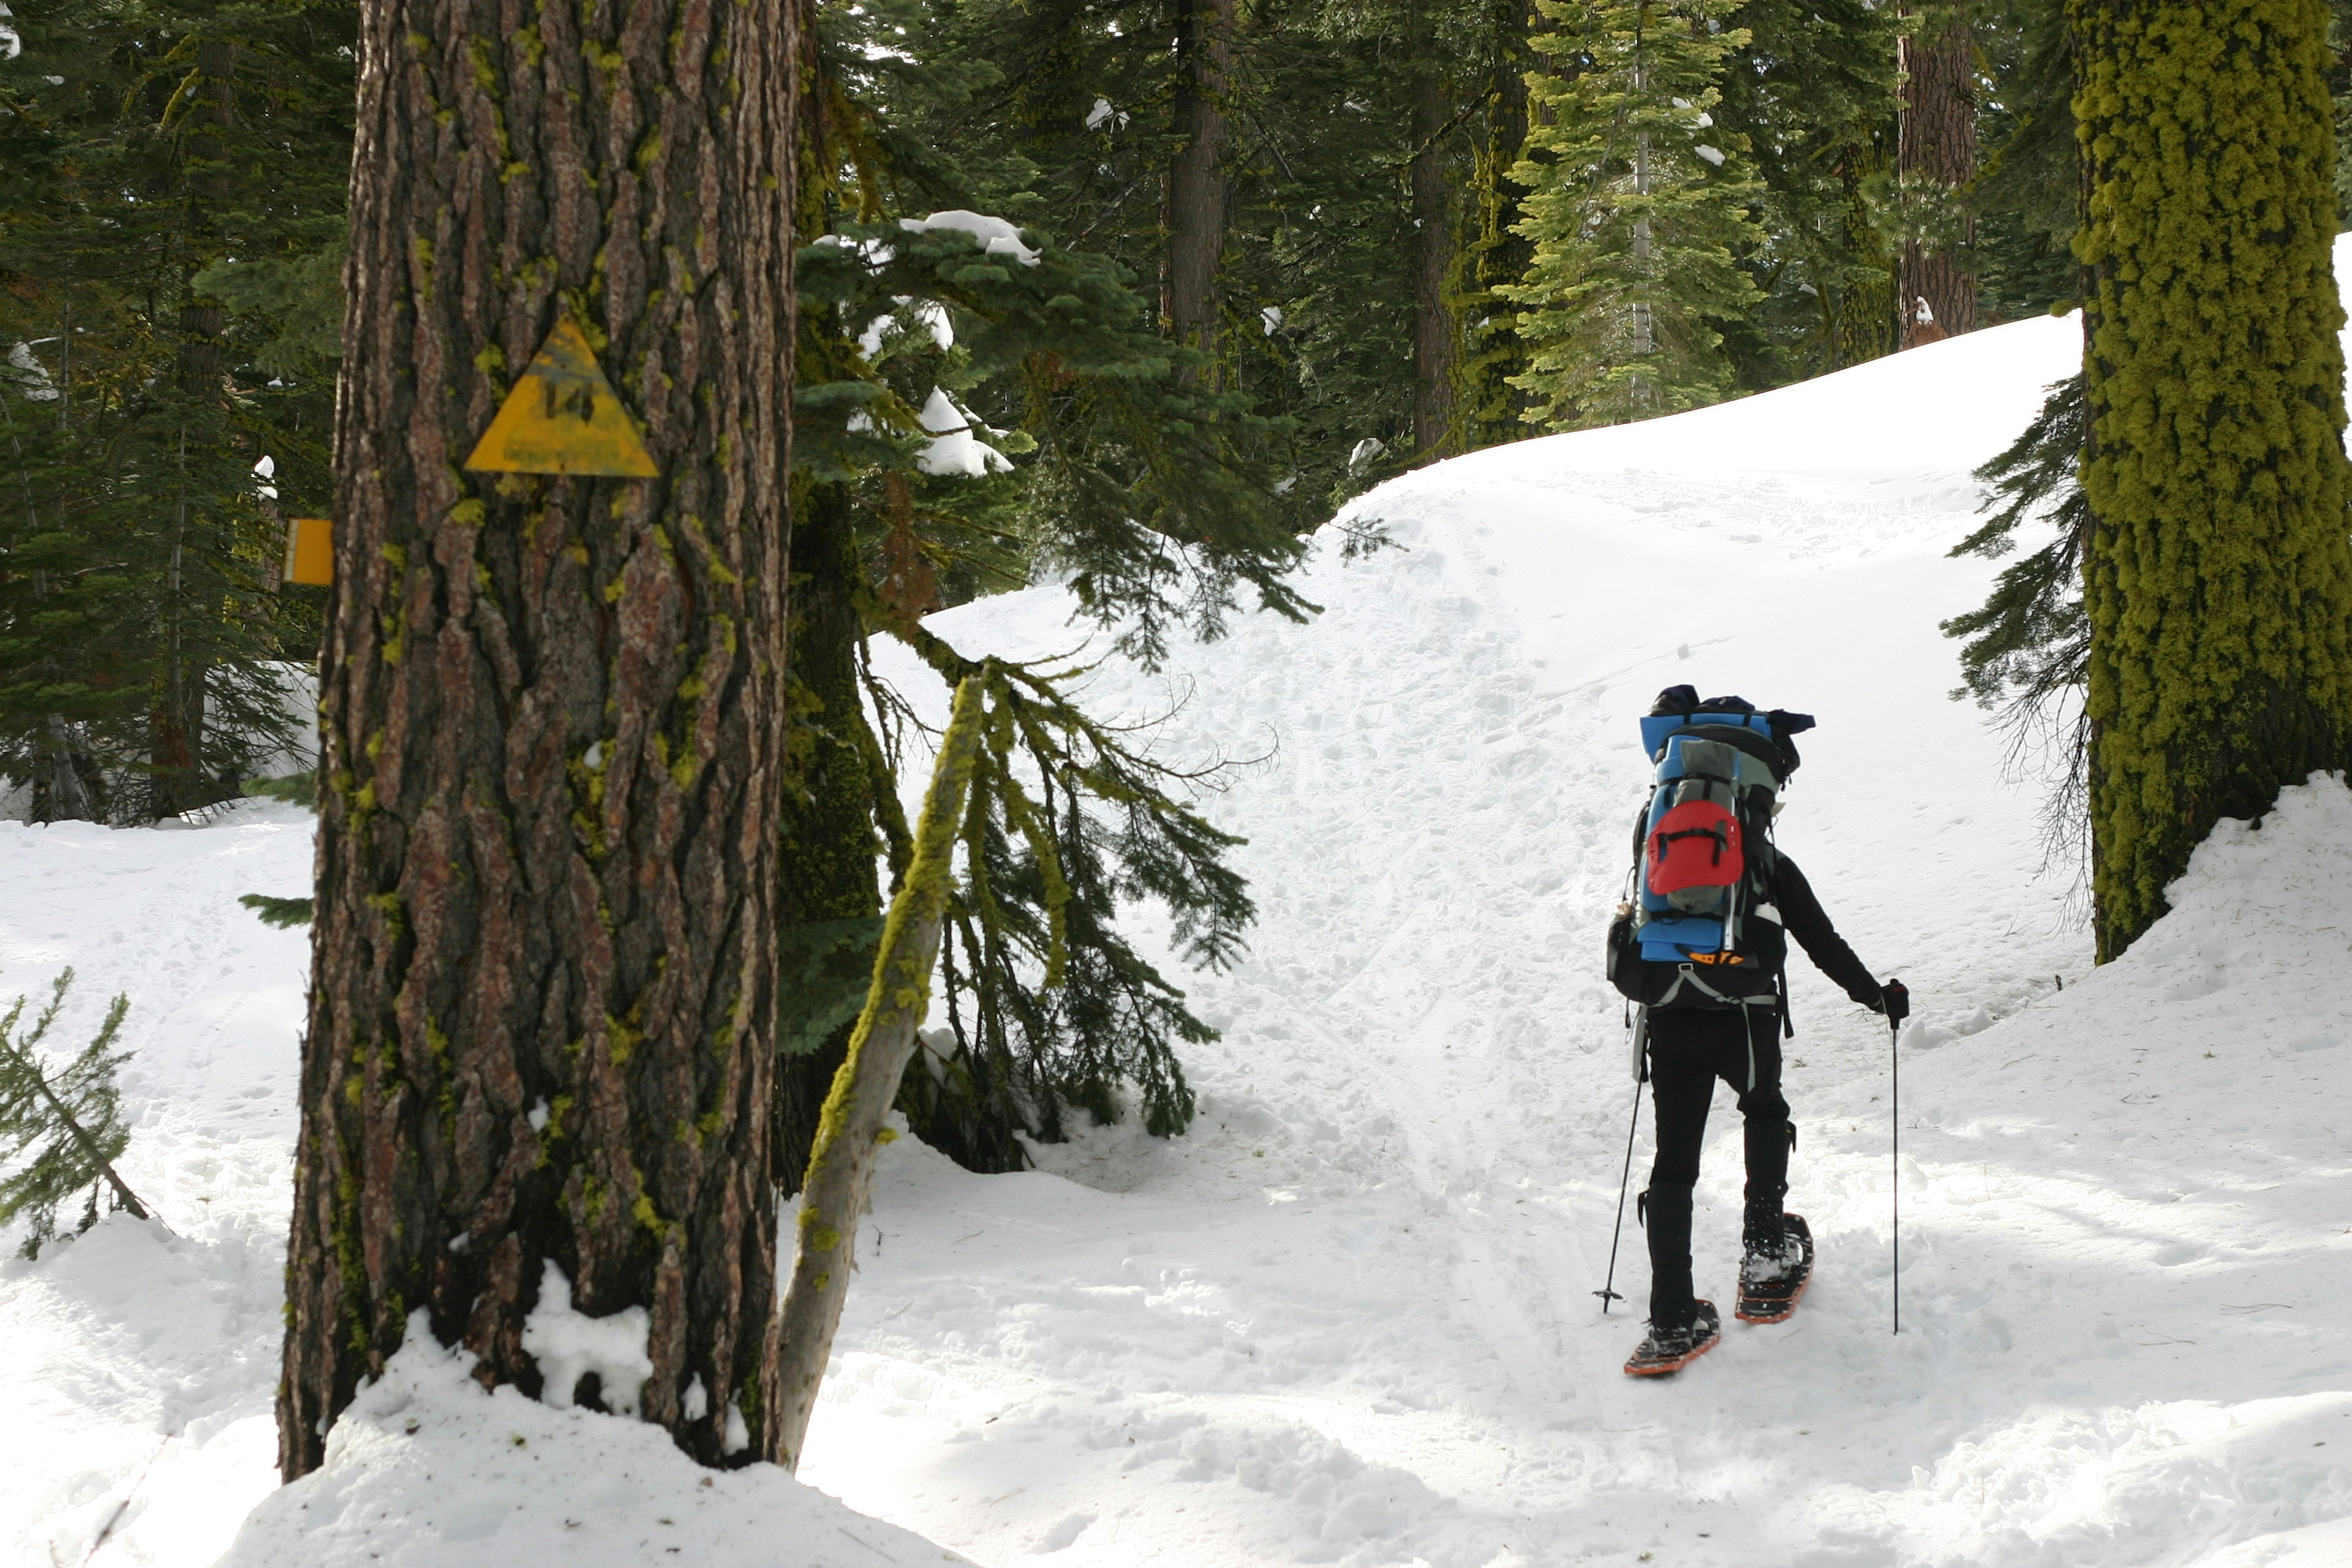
left=1610, top=687, right=1895, bottom=1376
left=1627, top=850, right=1887, bottom=1371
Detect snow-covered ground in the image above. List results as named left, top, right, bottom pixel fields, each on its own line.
left=6, top=275, right=2350, bottom=1566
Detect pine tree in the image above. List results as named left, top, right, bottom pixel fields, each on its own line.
left=1507, top=0, right=1763, bottom=428
left=1943, top=371, right=2091, bottom=859
left=1945, top=373, right=2090, bottom=723
left=1169, top=0, right=1236, bottom=366
left=1460, top=0, right=1540, bottom=446
left=0, top=0, right=344, bottom=822
left=2071, top=0, right=2352, bottom=957
left=774, top=6, right=1308, bottom=1184
left=1972, top=0, right=2078, bottom=320
left=1715, top=0, right=1902, bottom=379
left=0, top=969, right=150, bottom=1259
left=277, top=0, right=798, bottom=1476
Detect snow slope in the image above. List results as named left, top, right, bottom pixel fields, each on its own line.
left=5, top=277, right=2350, bottom=1566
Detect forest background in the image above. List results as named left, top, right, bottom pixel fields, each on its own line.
left=6, top=0, right=2352, bottom=1186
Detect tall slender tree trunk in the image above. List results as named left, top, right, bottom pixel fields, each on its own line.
left=2071, top=0, right=2352, bottom=957
left=1629, top=22, right=1655, bottom=412
left=1897, top=2, right=1975, bottom=347
left=154, top=39, right=239, bottom=818
left=1830, top=131, right=1898, bottom=368
left=277, top=0, right=797, bottom=1478
left=774, top=484, right=883, bottom=1192
left=776, top=677, right=984, bottom=1469
left=1466, top=0, right=1534, bottom=448
left=1408, top=0, right=1460, bottom=458
left=1166, top=0, right=1232, bottom=369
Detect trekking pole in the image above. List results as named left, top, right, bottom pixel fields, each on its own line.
left=1595, top=1006, right=1648, bottom=1314
left=1882, top=979, right=1910, bottom=1335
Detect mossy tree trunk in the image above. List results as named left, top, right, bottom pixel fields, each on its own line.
left=277, top=0, right=797, bottom=1476
left=774, top=484, right=884, bottom=1192
left=2071, top=0, right=2352, bottom=957
left=1464, top=0, right=1536, bottom=448
left=1408, top=0, right=1461, bottom=458
left=777, top=677, right=984, bottom=1471
left=1831, top=134, right=1898, bottom=368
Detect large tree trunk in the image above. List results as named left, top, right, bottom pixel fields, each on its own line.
left=1408, top=0, right=1460, bottom=458
left=1465, top=0, right=1534, bottom=448
left=773, top=484, right=883, bottom=1193
left=1897, top=2, right=1976, bottom=347
left=2073, top=0, right=2352, bottom=957
left=1166, top=0, right=1232, bottom=369
left=277, top=0, right=797, bottom=1477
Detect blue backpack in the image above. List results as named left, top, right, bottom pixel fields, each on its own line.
left=1606, top=687, right=1815, bottom=1013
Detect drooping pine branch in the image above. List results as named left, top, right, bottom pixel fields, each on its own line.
left=881, top=617, right=1253, bottom=1150
left=0, top=969, right=149, bottom=1258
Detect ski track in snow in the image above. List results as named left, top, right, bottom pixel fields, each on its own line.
left=5, top=293, right=2352, bottom=1566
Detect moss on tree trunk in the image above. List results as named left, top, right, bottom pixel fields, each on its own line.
left=277, top=0, right=797, bottom=1474
left=2071, top=0, right=2352, bottom=957
left=775, top=483, right=884, bottom=1193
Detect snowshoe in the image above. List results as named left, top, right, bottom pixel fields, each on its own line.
left=1624, top=1300, right=1721, bottom=1377
left=1735, top=1212, right=1814, bottom=1324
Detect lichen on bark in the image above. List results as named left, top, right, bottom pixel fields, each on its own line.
left=2071, top=0, right=2352, bottom=957
left=277, top=0, right=798, bottom=1476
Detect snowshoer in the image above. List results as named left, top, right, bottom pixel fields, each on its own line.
left=1607, top=686, right=1893, bottom=1376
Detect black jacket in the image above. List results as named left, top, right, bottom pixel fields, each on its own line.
left=1770, top=851, right=1880, bottom=1008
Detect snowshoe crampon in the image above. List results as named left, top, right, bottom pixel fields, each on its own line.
left=1624, top=1300, right=1721, bottom=1377
left=1735, top=1213, right=1814, bottom=1325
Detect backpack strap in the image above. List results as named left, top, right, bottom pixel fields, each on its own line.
left=1654, top=962, right=1780, bottom=1011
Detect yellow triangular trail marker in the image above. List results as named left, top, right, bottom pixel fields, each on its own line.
left=463, top=315, right=659, bottom=477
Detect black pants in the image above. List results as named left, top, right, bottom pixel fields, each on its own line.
left=1643, top=1005, right=1791, bottom=1328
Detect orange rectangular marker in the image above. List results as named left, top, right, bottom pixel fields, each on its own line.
left=286, top=516, right=333, bottom=585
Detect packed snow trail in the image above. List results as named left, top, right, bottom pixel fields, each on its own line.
left=816, top=303, right=2347, bottom=1566
left=4, top=279, right=2350, bottom=1564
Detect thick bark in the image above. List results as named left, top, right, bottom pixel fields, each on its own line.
left=1166, top=0, right=1232, bottom=367
left=1897, top=2, right=1976, bottom=347
left=1409, top=4, right=1460, bottom=458
left=2071, top=0, right=2352, bottom=957
left=277, top=0, right=796, bottom=1477
left=777, top=677, right=984, bottom=1470
left=774, top=484, right=883, bottom=1193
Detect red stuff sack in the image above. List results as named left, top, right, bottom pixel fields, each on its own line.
left=1645, top=799, right=1744, bottom=913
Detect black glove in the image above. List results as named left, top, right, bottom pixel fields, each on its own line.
left=1859, top=988, right=1886, bottom=1014
left=1881, top=978, right=1909, bottom=1024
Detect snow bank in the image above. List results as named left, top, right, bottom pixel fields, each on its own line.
left=215, top=1314, right=972, bottom=1568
